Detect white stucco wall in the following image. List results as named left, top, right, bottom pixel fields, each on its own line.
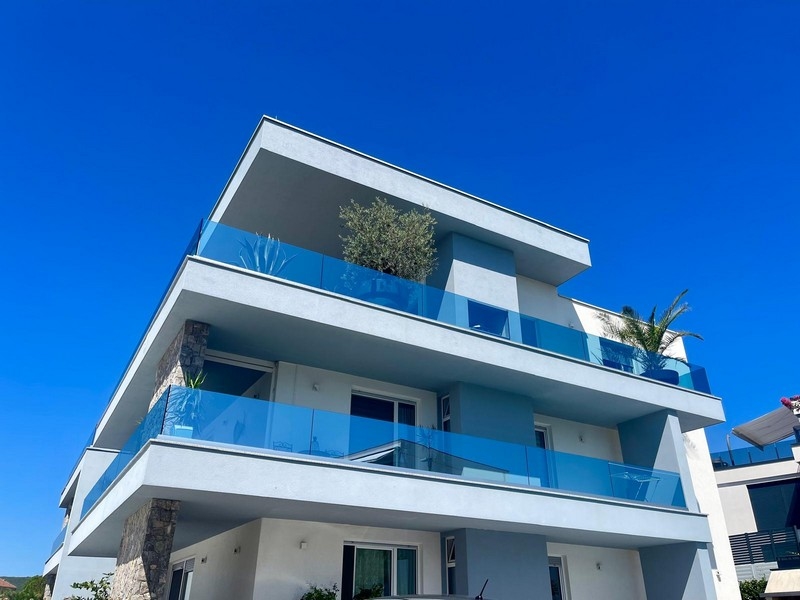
left=515, top=278, right=690, bottom=361
left=535, top=413, right=623, bottom=462
left=252, top=518, right=441, bottom=600
left=273, top=362, right=438, bottom=428
left=516, top=277, right=575, bottom=327
left=168, top=520, right=262, bottom=600
left=716, top=485, right=758, bottom=535
left=546, top=542, right=647, bottom=600
left=685, top=429, right=742, bottom=599
left=52, top=448, right=119, bottom=600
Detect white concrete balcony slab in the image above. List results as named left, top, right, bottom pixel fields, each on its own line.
left=69, top=437, right=713, bottom=560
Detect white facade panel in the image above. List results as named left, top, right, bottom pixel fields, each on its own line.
left=546, top=542, right=647, bottom=600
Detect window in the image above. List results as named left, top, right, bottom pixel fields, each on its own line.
left=529, top=424, right=554, bottom=487
left=467, top=300, right=509, bottom=338
left=341, top=544, right=418, bottom=600
left=168, top=558, right=195, bottom=600
left=548, top=557, right=569, bottom=600
left=348, top=393, right=418, bottom=467
left=445, top=536, right=456, bottom=594
left=534, top=425, right=550, bottom=449
left=748, top=479, right=800, bottom=530
left=440, top=395, right=451, bottom=432
left=351, top=393, right=416, bottom=426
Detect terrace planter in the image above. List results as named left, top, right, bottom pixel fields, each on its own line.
left=642, top=368, right=680, bottom=385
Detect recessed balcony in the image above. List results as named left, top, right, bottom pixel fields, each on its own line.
left=81, top=386, right=687, bottom=520
left=192, top=221, right=711, bottom=395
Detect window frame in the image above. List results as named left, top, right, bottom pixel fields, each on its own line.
left=343, top=541, right=420, bottom=598
left=167, top=557, right=195, bottom=600
left=548, top=556, right=570, bottom=600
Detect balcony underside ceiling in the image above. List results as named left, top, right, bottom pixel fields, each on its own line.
left=210, top=145, right=590, bottom=287
left=70, top=441, right=711, bottom=558
left=94, top=261, right=723, bottom=451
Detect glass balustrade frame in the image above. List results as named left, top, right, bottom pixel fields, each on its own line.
left=193, top=220, right=711, bottom=394
left=81, top=387, right=687, bottom=519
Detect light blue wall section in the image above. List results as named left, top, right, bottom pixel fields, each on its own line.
left=442, top=529, right=551, bottom=599
left=429, top=233, right=455, bottom=290
left=431, top=233, right=520, bottom=315
left=618, top=410, right=698, bottom=511
left=639, top=542, right=717, bottom=600
left=448, top=383, right=536, bottom=446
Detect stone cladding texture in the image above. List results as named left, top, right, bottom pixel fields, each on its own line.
left=151, top=320, right=209, bottom=409
left=42, top=574, right=55, bottom=600
left=109, top=499, right=180, bottom=600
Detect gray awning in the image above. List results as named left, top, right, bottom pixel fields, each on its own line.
left=732, top=407, right=799, bottom=450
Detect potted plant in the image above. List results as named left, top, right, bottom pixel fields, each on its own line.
left=339, top=197, right=437, bottom=311
left=239, top=233, right=295, bottom=277
left=597, top=289, right=702, bottom=385
left=165, top=371, right=206, bottom=438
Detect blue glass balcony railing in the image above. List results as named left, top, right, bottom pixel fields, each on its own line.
left=50, top=525, right=67, bottom=556
left=710, top=440, right=796, bottom=470
left=193, top=221, right=711, bottom=394
left=81, top=387, right=686, bottom=518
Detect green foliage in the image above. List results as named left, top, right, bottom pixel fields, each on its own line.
left=739, top=577, right=767, bottom=600
left=239, top=233, right=295, bottom=276
left=184, top=370, right=206, bottom=389
left=65, top=573, right=112, bottom=600
left=340, top=197, right=437, bottom=282
left=300, top=583, right=339, bottom=600
left=597, top=289, right=702, bottom=371
left=4, top=576, right=45, bottom=600
left=352, top=583, right=384, bottom=600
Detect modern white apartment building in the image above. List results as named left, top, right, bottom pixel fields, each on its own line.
left=43, top=118, right=739, bottom=600
left=712, top=420, right=800, bottom=583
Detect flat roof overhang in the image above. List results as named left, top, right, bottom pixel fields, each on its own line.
left=208, top=118, right=591, bottom=287
left=93, top=258, right=723, bottom=450
left=69, top=439, right=713, bottom=558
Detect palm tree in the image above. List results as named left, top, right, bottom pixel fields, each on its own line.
left=597, top=289, right=703, bottom=373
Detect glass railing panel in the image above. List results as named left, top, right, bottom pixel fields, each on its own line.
left=420, top=285, right=461, bottom=328
left=81, top=391, right=169, bottom=518
left=608, top=463, right=685, bottom=507
left=163, top=388, right=315, bottom=455
left=193, top=221, right=711, bottom=394
left=81, top=387, right=688, bottom=515
left=535, top=319, right=590, bottom=361
left=710, top=440, right=795, bottom=470
left=320, top=257, right=425, bottom=316
left=546, top=449, right=615, bottom=498
left=51, top=525, right=67, bottom=555
left=198, top=221, right=324, bottom=287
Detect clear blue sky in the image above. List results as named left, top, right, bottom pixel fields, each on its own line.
left=1, top=0, right=798, bottom=576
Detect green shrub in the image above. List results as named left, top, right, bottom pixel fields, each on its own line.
left=739, top=577, right=767, bottom=600
left=353, top=583, right=384, bottom=599
left=65, top=574, right=112, bottom=600
left=340, top=197, right=437, bottom=282
left=300, top=583, right=339, bottom=600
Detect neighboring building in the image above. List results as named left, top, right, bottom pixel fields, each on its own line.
left=43, top=118, right=739, bottom=600
left=712, top=424, right=800, bottom=583
left=0, top=578, right=17, bottom=599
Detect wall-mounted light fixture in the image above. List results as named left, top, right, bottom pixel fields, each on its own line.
left=300, top=541, right=308, bottom=550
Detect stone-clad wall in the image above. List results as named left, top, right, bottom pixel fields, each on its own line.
left=151, top=320, right=209, bottom=409
left=109, top=499, right=180, bottom=600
